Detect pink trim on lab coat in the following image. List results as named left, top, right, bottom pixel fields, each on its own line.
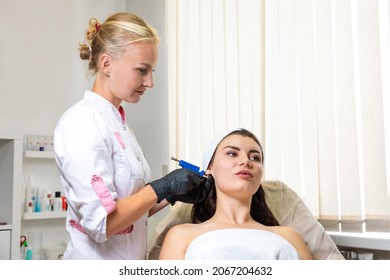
left=91, top=175, right=116, bottom=214
left=118, top=106, right=126, bottom=123
left=114, top=132, right=126, bottom=149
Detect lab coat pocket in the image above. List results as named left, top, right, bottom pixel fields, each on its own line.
left=115, top=171, right=144, bottom=197
left=112, top=130, right=149, bottom=197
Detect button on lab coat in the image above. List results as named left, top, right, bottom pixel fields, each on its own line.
left=54, top=91, right=152, bottom=259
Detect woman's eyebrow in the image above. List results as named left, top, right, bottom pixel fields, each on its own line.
left=222, top=146, right=261, bottom=154
left=222, top=145, right=240, bottom=151
left=139, top=62, right=152, bottom=68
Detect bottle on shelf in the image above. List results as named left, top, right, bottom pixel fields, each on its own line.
left=20, top=241, right=27, bottom=260
left=61, top=196, right=67, bottom=211
left=53, top=191, right=63, bottom=212
left=34, top=186, right=41, bottom=213
left=24, top=174, right=36, bottom=213
left=25, top=242, right=33, bottom=260
left=40, top=188, right=51, bottom=212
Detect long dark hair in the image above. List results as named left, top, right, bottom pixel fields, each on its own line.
left=191, top=129, right=279, bottom=226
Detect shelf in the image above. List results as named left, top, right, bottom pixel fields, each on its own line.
left=24, top=150, right=55, bottom=159
left=328, top=231, right=390, bottom=251
left=0, top=224, right=12, bottom=231
left=23, top=211, right=67, bottom=220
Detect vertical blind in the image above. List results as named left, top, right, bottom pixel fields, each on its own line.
left=166, top=0, right=265, bottom=170
left=265, top=0, right=389, bottom=232
left=166, top=0, right=390, bottom=232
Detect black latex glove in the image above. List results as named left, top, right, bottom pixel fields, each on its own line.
left=166, top=175, right=214, bottom=205
left=148, top=168, right=204, bottom=203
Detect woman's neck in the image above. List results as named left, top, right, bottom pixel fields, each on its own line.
left=92, top=78, right=121, bottom=109
left=209, top=197, right=254, bottom=225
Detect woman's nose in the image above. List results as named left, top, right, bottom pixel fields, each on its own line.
left=239, top=156, right=251, bottom=167
left=143, top=73, right=154, bottom=88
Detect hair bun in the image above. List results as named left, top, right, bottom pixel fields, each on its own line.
left=79, top=42, right=91, bottom=60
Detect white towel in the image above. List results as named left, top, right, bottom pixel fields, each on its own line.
left=184, top=228, right=300, bottom=260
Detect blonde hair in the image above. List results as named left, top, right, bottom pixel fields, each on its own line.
left=79, top=12, right=159, bottom=73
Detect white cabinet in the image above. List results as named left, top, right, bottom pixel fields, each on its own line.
left=0, top=130, right=23, bottom=260
left=0, top=226, right=11, bottom=259
left=0, top=132, right=67, bottom=260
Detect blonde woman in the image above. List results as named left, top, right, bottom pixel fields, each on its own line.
left=54, top=12, right=208, bottom=260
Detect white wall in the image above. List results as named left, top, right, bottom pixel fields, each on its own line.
left=0, top=0, right=123, bottom=134
left=0, top=0, right=167, bottom=178
left=0, top=0, right=168, bottom=255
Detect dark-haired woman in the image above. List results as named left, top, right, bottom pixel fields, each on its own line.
left=159, top=128, right=313, bottom=260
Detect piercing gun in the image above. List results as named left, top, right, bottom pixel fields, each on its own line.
left=170, top=156, right=205, bottom=176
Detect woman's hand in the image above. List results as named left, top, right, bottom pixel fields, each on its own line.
left=148, top=169, right=205, bottom=202
left=166, top=175, right=214, bottom=205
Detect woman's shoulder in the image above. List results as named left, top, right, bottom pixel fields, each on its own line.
left=167, top=223, right=204, bottom=239
left=57, top=98, right=97, bottom=129
left=166, top=222, right=217, bottom=247
left=269, top=226, right=313, bottom=260
left=159, top=223, right=205, bottom=259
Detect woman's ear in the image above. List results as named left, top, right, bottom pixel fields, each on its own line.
left=99, top=53, right=111, bottom=77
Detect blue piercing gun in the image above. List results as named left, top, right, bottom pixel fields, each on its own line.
left=170, top=156, right=205, bottom=176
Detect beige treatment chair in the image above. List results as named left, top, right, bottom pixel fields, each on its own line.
left=147, top=180, right=345, bottom=260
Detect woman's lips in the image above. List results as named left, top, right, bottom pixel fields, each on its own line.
left=236, top=170, right=253, bottom=178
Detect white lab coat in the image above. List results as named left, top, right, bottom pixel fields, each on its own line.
left=54, top=91, right=152, bottom=259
